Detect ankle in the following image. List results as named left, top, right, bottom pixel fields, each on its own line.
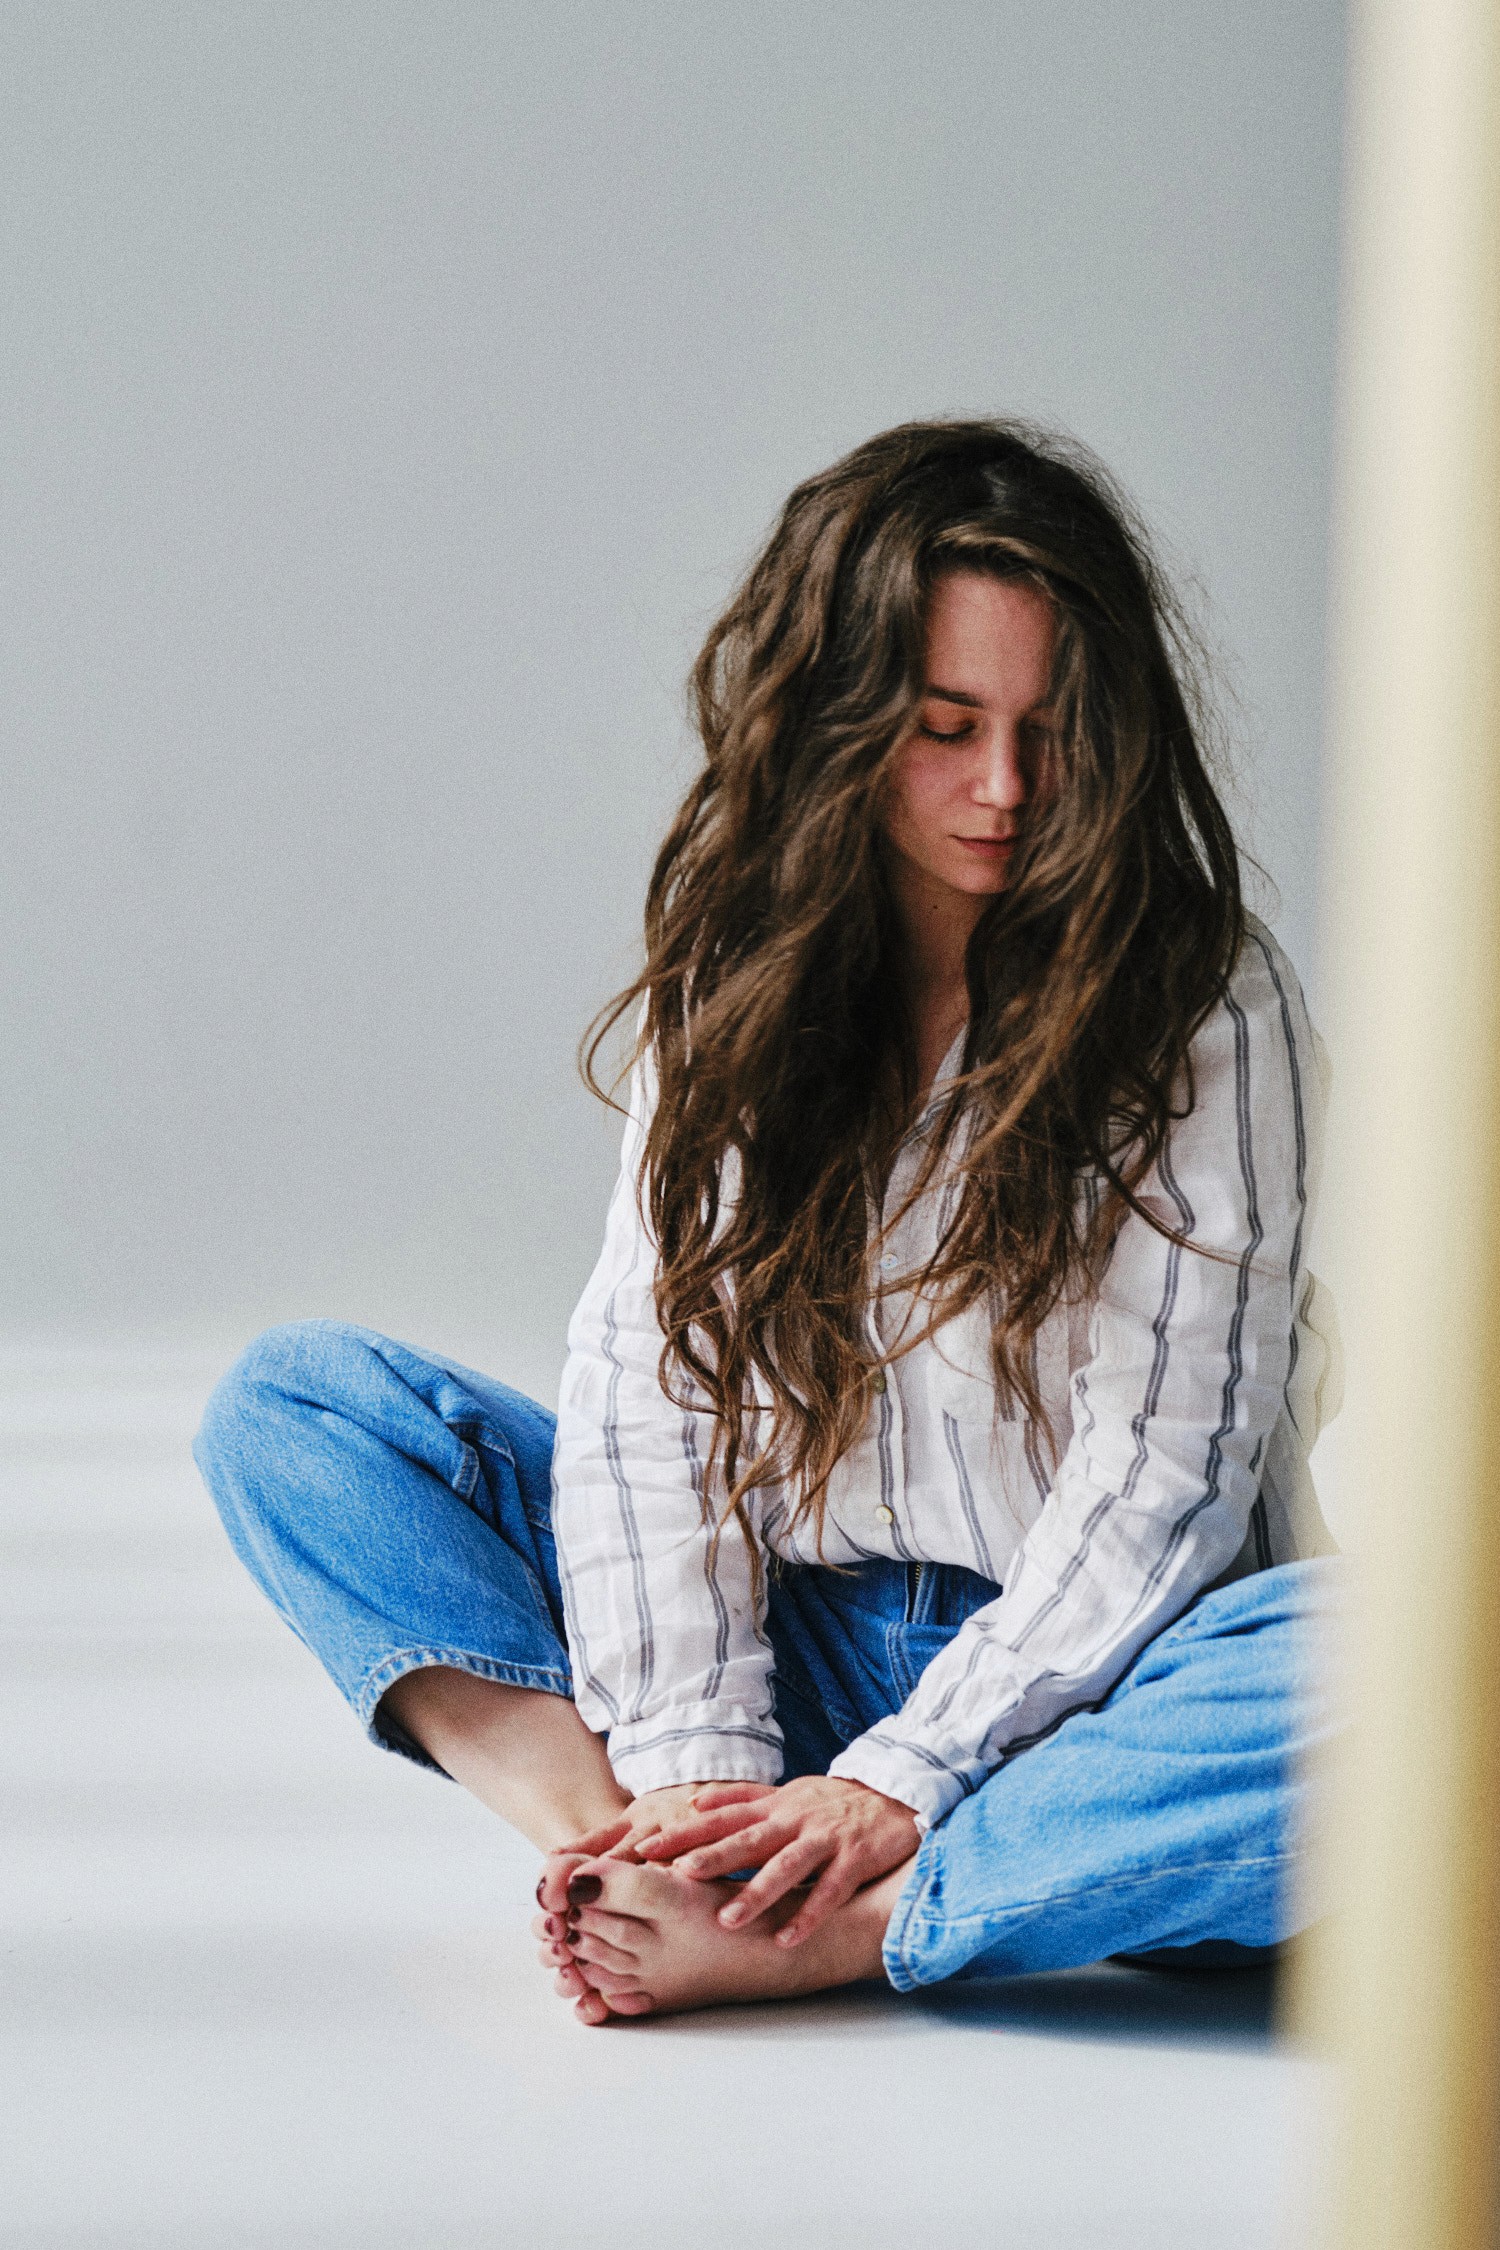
left=836, top=1858, right=913, bottom=1976
left=378, top=1668, right=628, bottom=1847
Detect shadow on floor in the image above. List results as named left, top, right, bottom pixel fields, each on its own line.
left=631, top=1958, right=1279, bottom=2052
left=909, top=1959, right=1279, bottom=2048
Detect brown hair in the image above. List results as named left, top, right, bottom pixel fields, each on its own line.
left=585, top=417, right=1243, bottom=1552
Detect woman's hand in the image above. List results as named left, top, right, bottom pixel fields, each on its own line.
left=637, top=1775, right=921, bottom=1946
left=534, top=1782, right=776, bottom=1914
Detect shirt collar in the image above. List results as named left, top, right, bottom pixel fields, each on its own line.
left=906, top=1026, right=969, bottom=1145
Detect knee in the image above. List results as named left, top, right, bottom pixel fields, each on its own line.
left=194, top=1319, right=380, bottom=1473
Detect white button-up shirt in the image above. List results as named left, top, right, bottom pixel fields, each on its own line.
left=551, top=916, right=1340, bottom=1829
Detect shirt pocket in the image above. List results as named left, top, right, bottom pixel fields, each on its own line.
left=932, top=1300, right=1073, bottom=1479
left=929, top=1299, right=998, bottom=1416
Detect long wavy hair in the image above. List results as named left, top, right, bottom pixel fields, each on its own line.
left=585, top=417, right=1244, bottom=1553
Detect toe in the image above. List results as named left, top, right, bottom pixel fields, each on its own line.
left=567, top=1857, right=662, bottom=1917
left=578, top=1960, right=646, bottom=1995
left=570, top=1930, right=638, bottom=1975
left=570, top=1905, right=645, bottom=1950
left=574, top=1992, right=613, bottom=2026
left=606, top=1990, right=656, bottom=2016
left=539, top=1851, right=591, bottom=1914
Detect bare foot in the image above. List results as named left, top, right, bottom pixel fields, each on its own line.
left=530, top=1885, right=656, bottom=2021
left=532, top=1857, right=910, bottom=2025
left=534, top=1848, right=597, bottom=1917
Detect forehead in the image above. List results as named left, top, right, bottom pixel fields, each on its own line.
left=923, top=570, right=1056, bottom=702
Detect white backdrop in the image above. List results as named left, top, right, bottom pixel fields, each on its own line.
left=0, top=3, right=1345, bottom=1397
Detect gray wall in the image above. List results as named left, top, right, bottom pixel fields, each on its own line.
left=0, top=3, right=1345, bottom=1395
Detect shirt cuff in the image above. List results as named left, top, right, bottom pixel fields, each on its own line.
left=605, top=1700, right=784, bottom=1794
left=828, top=1726, right=993, bottom=1833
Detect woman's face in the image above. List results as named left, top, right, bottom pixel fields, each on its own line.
left=881, top=569, right=1057, bottom=902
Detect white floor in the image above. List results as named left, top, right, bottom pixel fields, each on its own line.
left=1, top=1356, right=1325, bottom=2250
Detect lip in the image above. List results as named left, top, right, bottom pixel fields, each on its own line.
left=953, top=835, right=1016, bottom=853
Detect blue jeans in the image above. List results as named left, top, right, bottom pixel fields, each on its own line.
left=194, top=1320, right=1338, bottom=1990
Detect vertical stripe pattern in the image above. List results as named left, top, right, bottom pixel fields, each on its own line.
left=551, top=915, right=1338, bottom=1823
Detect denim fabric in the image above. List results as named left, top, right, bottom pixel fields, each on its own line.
left=195, top=1319, right=1338, bottom=1987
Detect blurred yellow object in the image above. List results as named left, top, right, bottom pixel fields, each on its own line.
left=1292, top=0, right=1500, bottom=2245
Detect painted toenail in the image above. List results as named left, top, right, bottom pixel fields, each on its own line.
left=535, top=1878, right=547, bottom=1904
left=568, top=1875, right=602, bottom=1905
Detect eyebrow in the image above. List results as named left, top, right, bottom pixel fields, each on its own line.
left=923, top=682, right=1055, bottom=717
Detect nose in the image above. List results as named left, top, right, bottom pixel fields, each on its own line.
left=972, top=726, right=1027, bottom=812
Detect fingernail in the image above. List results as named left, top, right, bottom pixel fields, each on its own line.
left=567, top=1875, right=602, bottom=1905
left=718, top=1906, right=743, bottom=1926
left=777, top=1928, right=799, bottom=1946
left=535, top=1878, right=547, bottom=1905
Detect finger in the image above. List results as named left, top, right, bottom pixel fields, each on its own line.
left=636, top=1804, right=776, bottom=1860
left=774, top=1860, right=858, bottom=1947
left=688, top=1783, right=779, bottom=1810
left=674, top=1823, right=791, bottom=1881
left=562, top=1815, right=635, bottom=1859
left=717, top=1838, right=827, bottom=1928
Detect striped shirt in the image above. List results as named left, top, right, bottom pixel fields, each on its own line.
left=551, top=915, right=1341, bottom=1829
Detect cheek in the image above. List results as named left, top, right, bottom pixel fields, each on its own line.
left=886, top=748, right=958, bottom=850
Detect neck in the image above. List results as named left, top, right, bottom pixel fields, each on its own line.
left=887, top=851, right=986, bottom=1010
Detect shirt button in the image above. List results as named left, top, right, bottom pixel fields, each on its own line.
left=869, top=1372, right=887, bottom=1393
left=880, top=1253, right=898, bottom=1270
left=875, top=1505, right=895, bottom=1524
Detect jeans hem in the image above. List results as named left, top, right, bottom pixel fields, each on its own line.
left=881, top=1827, right=943, bottom=1991
left=358, top=1647, right=575, bottom=1770
left=883, top=1848, right=1294, bottom=1991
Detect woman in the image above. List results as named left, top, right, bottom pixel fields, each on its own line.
left=196, top=418, right=1340, bottom=2027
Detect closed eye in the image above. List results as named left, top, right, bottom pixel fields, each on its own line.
left=918, top=722, right=975, bottom=743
